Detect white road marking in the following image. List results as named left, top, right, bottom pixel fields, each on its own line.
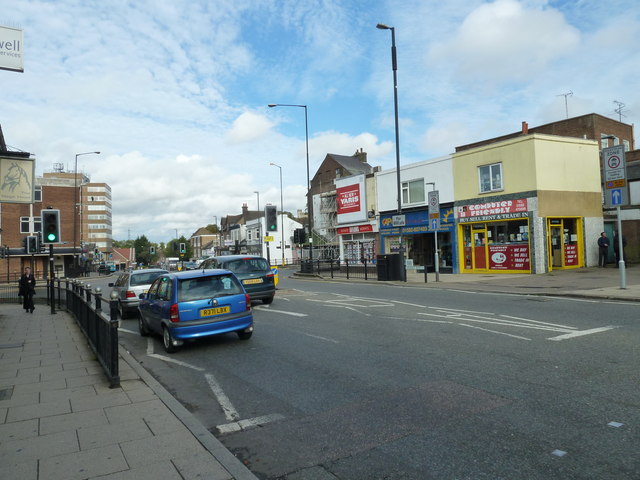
left=499, top=314, right=577, bottom=330
left=118, top=328, right=138, bottom=335
left=217, top=413, right=285, bottom=435
left=147, top=353, right=205, bottom=372
left=547, top=326, right=617, bottom=341
left=254, top=307, right=307, bottom=317
left=205, top=373, right=240, bottom=421
left=391, top=300, right=427, bottom=308
left=147, top=337, right=154, bottom=355
left=459, top=323, right=532, bottom=341
left=302, top=333, right=340, bottom=344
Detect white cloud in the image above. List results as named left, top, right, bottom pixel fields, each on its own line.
left=226, top=112, right=275, bottom=143
left=429, top=0, right=581, bottom=86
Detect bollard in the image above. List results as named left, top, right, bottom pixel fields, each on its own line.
left=109, top=290, right=119, bottom=322
left=94, top=287, right=102, bottom=312
left=85, top=284, right=92, bottom=303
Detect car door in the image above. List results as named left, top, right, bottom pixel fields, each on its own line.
left=141, top=277, right=164, bottom=333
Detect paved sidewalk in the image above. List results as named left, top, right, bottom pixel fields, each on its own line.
left=0, top=303, right=257, bottom=480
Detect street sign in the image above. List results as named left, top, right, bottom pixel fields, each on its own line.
left=392, top=215, right=406, bottom=227
left=428, top=190, right=440, bottom=231
left=603, top=145, right=628, bottom=207
left=264, top=235, right=274, bottom=242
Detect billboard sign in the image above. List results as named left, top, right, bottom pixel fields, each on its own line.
left=336, top=174, right=367, bottom=223
left=0, top=26, right=24, bottom=72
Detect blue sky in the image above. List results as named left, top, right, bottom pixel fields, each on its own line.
left=1, top=0, right=639, bottom=243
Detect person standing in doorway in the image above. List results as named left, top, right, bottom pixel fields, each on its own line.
left=18, top=267, right=36, bottom=313
left=597, top=232, right=609, bottom=267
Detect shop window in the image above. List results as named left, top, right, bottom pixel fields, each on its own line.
left=401, top=179, right=425, bottom=205
left=478, top=163, right=502, bottom=193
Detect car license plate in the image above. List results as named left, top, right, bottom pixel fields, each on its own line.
left=200, top=306, right=230, bottom=317
left=243, top=278, right=263, bottom=285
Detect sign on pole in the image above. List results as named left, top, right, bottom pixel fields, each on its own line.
left=603, top=145, right=628, bottom=207
left=428, top=190, right=440, bottom=230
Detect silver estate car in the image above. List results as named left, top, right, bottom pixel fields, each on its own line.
left=109, top=268, right=169, bottom=318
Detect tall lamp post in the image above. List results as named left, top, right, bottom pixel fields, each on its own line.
left=269, top=162, right=286, bottom=267
left=376, top=23, right=405, bottom=281
left=267, top=103, right=313, bottom=265
left=74, top=151, right=100, bottom=267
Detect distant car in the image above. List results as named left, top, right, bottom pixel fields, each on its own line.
left=182, top=261, right=199, bottom=270
left=109, top=268, right=169, bottom=319
left=138, top=269, right=254, bottom=353
left=199, top=255, right=275, bottom=304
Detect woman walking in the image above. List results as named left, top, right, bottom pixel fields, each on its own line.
left=19, top=267, right=36, bottom=313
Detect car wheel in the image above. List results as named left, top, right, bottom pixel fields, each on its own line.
left=163, top=327, right=178, bottom=353
left=118, top=302, right=127, bottom=320
left=262, top=296, right=274, bottom=305
left=237, top=331, right=253, bottom=340
left=138, top=315, right=150, bottom=337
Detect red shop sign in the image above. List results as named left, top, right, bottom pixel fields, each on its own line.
left=488, top=244, right=530, bottom=271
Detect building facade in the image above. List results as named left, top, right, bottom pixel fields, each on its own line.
left=453, top=134, right=602, bottom=274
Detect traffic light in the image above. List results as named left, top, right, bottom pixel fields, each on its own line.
left=265, top=205, right=277, bottom=232
left=41, top=209, right=61, bottom=244
left=179, top=243, right=186, bottom=254
left=27, top=236, right=39, bottom=254
left=293, top=228, right=306, bottom=244
left=150, top=246, right=156, bottom=254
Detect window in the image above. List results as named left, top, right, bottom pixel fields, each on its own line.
left=479, top=163, right=503, bottom=193
left=401, top=179, right=425, bottom=205
left=34, top=187, right=42, bottom=202
left=623, top=139, right=630, bottom=152
left=20, top=217, right=30, bottom=233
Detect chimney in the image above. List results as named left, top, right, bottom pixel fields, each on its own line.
left=242, top=203, right=248, bottom=215
left=355, top=148, right=367, bottom=163
left=522, top=121, right=529, bottom=134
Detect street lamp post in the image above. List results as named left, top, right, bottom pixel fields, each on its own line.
left=268, top=103, right=313, bottom=266
left=377, top=23, right=405, bottom=281
left=254, top=191, right=260, bottom=212
left=74, top=151, right=100, bottom=267
left=269, top=162, right=285, bottom=267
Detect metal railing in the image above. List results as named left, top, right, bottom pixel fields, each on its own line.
left=300, top=258, right=378, bottom=280
left=63, top=279, right=120, bottom=388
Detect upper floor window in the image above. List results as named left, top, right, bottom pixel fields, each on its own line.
left=20, top=216, right=41, bottom=234
left=402, top=179, right=425, bottom=205
left=623, top=139, right=630, bottom=152
left=479, top=163, right=503, bottom=193
left=34, top=186, right=42, bottom=202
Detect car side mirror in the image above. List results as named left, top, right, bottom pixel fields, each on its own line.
left=138, top=293, right=145, bottom=299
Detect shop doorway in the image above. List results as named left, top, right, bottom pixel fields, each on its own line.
left=547, top=217, right=582, bottom=270
left=462, top=224, right=488, bottom=271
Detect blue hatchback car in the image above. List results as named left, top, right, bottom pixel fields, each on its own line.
left=138, top=269, right=254, bottom=353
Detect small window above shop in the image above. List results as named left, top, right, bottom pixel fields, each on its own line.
left=401, top=179, right=425, bottom=205
left=478, top=163, right=503, bottom=193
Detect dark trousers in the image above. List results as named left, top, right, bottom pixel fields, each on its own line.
left=22, top=291, right=35, bottom=311
left=598, top=247, right=608, bottom=267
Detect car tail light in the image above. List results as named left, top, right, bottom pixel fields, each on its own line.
left=125, top=290, right=136, bottom=298
left=266, top=272, right=274, bottom=278
left=245, top=293, right=251, bottom=311
left=169, top=304, right=180, bottom=322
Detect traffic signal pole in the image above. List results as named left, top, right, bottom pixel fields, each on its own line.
left=49, top=244, right=56, bottom=314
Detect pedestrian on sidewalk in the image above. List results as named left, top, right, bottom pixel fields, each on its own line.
left=598, top=232, right=609, bottom=267
left=18, top=266, right=36, bottom=313
left=613, top=231, right=627, bottom=267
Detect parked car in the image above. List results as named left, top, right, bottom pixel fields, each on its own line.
left=198, top=255, right=275, bottom=304
left=138, top=269, right=254, bottom=353
left=109, top=268, right=169, bottom=319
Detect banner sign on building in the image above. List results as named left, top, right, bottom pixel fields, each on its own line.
left=456, top=198, right=529, bottom=223
left=0, top=26, right=24, bottom=73
left=336, top=174, right=367, bottom=223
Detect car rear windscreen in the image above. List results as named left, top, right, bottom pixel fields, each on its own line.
left=130, top=272, right=166, bottom=286
left=178, top=274, right=243, bottom=302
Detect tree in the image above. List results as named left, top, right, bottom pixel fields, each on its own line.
left=134, top=235, right=152, bottom=266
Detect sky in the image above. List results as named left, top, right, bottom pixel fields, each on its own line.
left=1, top=0, right=639, bottom=243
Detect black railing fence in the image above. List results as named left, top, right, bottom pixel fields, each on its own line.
left=63, top=279, right=120, bottom=388
left=300, top=258, right=378, bottom=280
